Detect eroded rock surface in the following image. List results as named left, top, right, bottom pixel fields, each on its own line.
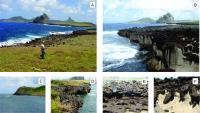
left=103, top=80, right=148, bottom=113
left=154, top=77, right=200, bottom=107
left=118, top=25, right=199, bottom=72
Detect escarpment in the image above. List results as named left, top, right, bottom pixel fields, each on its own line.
left=118, top=25, right=199, bottom=72
left=103, top=80, right=148, bottom=113
left=51, top=82, right=91, bottom=113
left=154, top=77, right=200, bottom=107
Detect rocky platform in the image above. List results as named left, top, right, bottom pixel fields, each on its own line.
left=103, top=80, right=148, bottom=113
left=118, top=25, right=199, bottom=72
left=51, top=84, right=91, bottom=113
left=154, top=77, right=200, bottom=108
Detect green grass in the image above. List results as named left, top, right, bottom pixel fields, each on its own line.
left=15, top=86, right=45, bottom=96
left=51, top=80, right=90, bottom=87
left=0, top=34, right=96, bottom=72
left=47, top=21, right=95, bottom=27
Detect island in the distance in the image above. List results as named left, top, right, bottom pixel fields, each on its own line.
left=14, top=85, right=45, bottom=96
left=0, top=13, right=95, bottom=27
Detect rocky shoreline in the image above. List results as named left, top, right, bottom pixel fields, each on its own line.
left=51, top=81, right=91, bottom=113
left=103, top=80, right=148, bottom=113
left=154, top=77, right=200, bottom=113
left=118, top=25, right=199, bottom=72
left=1, top=29, right=96, bottom=48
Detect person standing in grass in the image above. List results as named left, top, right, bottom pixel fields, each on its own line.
left=40, top=41, right=46, bottom=59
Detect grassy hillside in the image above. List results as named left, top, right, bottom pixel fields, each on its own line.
left=0, top=34, right=96, bottom=72
left=14, top=86, right=45, bottom=96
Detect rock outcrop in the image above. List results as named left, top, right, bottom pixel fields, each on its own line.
left=156, top=13, right=174, bottom=23
left=154, top=77, right=200, bottom=107
left=33, top=13, right=49, bottom=23
left=118, top=25, right=199, bottom=72
left=51, top=81, right=91, bottom=113
left=103, top=80, right=148, bottom=113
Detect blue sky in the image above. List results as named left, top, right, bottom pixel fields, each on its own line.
left=0, top=0, right=96, bottom=23
left=0, top=77, right=44, bottom=94
left=104, top=0, right=199, bottom=23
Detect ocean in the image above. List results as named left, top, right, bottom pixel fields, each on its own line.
left=78, top=84, right=96, bottom=113
left=103, top=23, right=163, bottom=72
left=0, top=94, right=45, bottom=113
left=0, top=22, right=92, bottom=46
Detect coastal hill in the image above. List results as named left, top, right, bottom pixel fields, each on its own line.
left=0, top=13, right=95, bottom=27
left=128, top=13, right=176, bottom=24
left=128, top=18, right=155, bottom=24
left=14, top=86, right=45, bottom=96
left=0, top=16, right=31, bottom=22
left=51, top=80, right=91, bottom=113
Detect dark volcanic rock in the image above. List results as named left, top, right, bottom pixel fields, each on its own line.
left=103, top=80, right=148, bottom=113
left=118, top=25, right=199, bottom=72
left=154, top=77, right=200, bottom=107
left=33, top=13, right=49, bottom=23
left=51, top=84, right=91, bottom=113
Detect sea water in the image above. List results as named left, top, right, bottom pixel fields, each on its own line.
left=78, top=84, right=96, bottom=113
left=0, top=22, right=92, bottom=46
left=0, top=94, right=45, bottom=113
left=103, top=23, right=162, bottom=72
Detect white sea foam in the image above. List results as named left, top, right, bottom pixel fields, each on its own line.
left=103, top=44, right=138, bottom=61
left=0, top=34, right=42, bottom=47
left=103, top=31, right=118, bottom=35
left=103, top=43, right=138, bottom=70
left=49, top=31, right=73, bottom=35
left=43, top=24, right=71, bottom=27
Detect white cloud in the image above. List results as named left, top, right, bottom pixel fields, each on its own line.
left=0, top=0, right=12, bottom=12
left=17, top=0, right=80, bottom=14
left=104, top=0, right=199, bottom=22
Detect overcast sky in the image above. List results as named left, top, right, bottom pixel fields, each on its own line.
left=0, top=0, right=96, bottom=23
left=104, top=0, right=199, bottom=23
left=0, top=77, right=43, bottom=94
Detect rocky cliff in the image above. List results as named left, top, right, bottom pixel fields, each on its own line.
left=51, top=80, right=91, bottom=113
left=154, top=77, right=200, bottom=113
left=118, top=25, right=199, bottom=72
left=103, top=80, right=148, bottom=113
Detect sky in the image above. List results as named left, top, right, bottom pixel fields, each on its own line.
left=0, top=77, right=44, bottom=94
left=0, top=0, right=96, bottom=23
left=104, top=0, right=199, bottom=23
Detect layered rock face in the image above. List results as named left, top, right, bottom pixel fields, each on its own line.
left=118, top=25, right=199, bottom=72
left=154, top=77, right=200, bottom=109
left=103, top=80, right=148, bottom=113
left=51, top=85, right=91, bottom=113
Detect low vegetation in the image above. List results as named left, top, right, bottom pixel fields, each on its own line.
left=0, top=32, right=96, bottom=72
left=14, top=86, right=45, bottom=96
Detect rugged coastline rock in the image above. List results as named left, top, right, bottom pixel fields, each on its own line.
left=154, top=77, right=200, bottom=113
left=118, top=25, right=199, bottom=72
left=103, top=80, right=148, bottom=113
left=1, top=30, right=96, bottom=48
left=51, top=80, right=91, bottom=113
